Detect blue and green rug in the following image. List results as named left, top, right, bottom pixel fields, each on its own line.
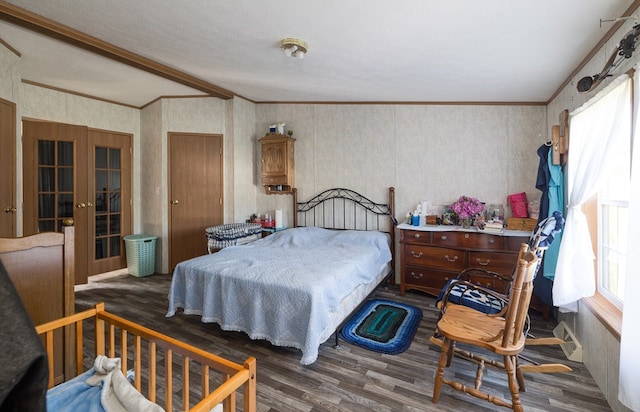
left=339, top=299, right=422, bottom=354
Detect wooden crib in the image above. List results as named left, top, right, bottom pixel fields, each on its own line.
left=36, top=302, right=256, bottom=411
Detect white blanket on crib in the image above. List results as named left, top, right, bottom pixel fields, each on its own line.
left=47, top=356, right=163, bottom=412
left=167, top=227, right=391, bottom=365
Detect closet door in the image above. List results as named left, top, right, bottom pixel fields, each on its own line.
left=169, top=133, right=223, bottom=269
left=0, top=99, right=16, bottom=236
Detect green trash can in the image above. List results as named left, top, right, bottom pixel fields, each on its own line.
left=123, top=234, right=157, bottom=277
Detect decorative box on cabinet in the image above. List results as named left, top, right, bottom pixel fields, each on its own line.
left=398, top=224, right=529, bottom=297
left=259, top=133, right=295, bottom=194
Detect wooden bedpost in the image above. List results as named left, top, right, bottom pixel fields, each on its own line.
left=292, top=188, right=298, bottom=228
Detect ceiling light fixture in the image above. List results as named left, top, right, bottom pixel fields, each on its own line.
left=280, top=38, right=308, bottom=59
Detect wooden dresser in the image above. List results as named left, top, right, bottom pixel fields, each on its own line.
left=398, top=223, right=530, bottom=296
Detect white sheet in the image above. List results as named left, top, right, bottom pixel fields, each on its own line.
left=167, top=227, right=391, bottom=365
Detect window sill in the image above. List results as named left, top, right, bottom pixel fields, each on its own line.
left=582, top=293, right=622, bottom=341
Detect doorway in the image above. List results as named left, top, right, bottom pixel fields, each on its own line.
left=169, top=133, right=223, bottom=269
left=22, top=120, right=132, bottom=283
left=0, top=98, right=16, bottom=237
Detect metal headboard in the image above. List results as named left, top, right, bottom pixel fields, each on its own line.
left=293, top=187, right=397, bottom=284
left=293, top=187, right=396, bottom=231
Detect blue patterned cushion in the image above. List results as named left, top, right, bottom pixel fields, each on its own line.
left=437, top=279, right=506, bottom=314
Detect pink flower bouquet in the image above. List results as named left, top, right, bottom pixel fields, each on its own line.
left=450, top=195, right=484, bottom=219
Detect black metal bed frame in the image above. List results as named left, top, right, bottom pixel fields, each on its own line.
left=292, top=187, right=397, bottom=349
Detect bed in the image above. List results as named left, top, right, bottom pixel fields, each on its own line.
left=167, top=187, right=396, bottom=365
left=0, top=224, right=256, bottom=412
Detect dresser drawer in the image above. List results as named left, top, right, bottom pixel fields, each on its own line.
left=431, top=231, right=466, bottom=247
left=405, top=245, right=465, bottom=271
left=462, top=269, right=511, bottom=295
left=505, top=236, right=529, bottom=251
left=468, top=251, right=517, bottom=274
left=401, top=230, right=432, bottom=245
left=432, top=231, right=503, bottom=250
left=404, top=266, right=456, bottom=290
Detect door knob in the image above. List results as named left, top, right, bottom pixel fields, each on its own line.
left=87, top=202, right=94, bottom=207
left=171, top=199, right=180, bottom=204
left=3, top=207, right=16, bottom=213
left=76, top=203, right=86, bottom=208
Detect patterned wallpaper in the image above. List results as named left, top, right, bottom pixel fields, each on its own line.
left=255, top=103, right=546, bottom=224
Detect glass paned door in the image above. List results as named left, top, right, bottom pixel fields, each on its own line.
left=94, top=147, right=122, bottom=260
left=87, top=129, right=131, bottom=277
left=24, top=121, right=131, bottom=284
left=37, top=140, right=75, bottom=232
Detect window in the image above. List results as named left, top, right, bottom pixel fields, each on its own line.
left=597, top=140, right=630, bottom=310
left=560, top=76, right=632, bottom=314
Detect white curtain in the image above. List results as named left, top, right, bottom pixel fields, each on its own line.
left=553, top=76, right=631, bottom=310
left=619, top=70, right=640, bottom=411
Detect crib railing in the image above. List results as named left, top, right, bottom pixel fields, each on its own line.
left=36, top=302, right=257, bottom=412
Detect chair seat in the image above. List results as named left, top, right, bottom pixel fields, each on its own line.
left=437, top=305, right=526, bottom=355
left=436, top=279, right=506, bottom=314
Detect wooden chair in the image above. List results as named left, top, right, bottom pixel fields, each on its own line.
left=432, top=250, right=537, bottom=411
left=431, top=212, right=570, bottom=389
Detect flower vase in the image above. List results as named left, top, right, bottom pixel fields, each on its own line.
left=460, top=217, right=472, bottom=229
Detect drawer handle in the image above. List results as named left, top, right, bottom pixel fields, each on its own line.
left=414, top=233, right=421, bottom=238
left=476, top=258, right=491, bottom=266
left=488, top=239, right=495, bottom=245
left=464, top=233, right=470, bottom=239
left=409, top=271, right=423, bottom=279
left=440, top=235, right=447, bottom=240
left=410, top=251, right=424, bottom=258
left=444, top=255, right=458, bottom=262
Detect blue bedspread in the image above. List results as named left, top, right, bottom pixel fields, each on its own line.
left=167, top=227, right=391, bottom=365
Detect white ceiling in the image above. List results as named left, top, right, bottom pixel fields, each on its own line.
left=0, top=0, right=635, bottom=107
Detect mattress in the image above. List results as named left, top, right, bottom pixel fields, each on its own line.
left=167, top=226, right=392, bottom=364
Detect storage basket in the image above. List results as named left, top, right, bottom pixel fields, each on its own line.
left=205, top=223, right=262, bottom=253
left=123, top=234, right=157, bottom=277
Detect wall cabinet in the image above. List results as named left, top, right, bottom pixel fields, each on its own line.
left=259, top=133, right=295, bottom=194
left=399, top=224, right=529, bottom=296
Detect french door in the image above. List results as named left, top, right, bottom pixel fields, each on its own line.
left=23, top=120, right=131, bottom=283
left=88, top=129, right=132, bottom=276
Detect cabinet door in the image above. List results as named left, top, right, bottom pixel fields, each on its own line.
left=261, top=141, right=290, bottom=185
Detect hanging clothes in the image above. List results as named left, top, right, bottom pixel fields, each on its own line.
left=533, top=144, right=553, bottom=305
left=542, top=148, right=564, bottom=280
left=535, top=144, right=551, bottom=219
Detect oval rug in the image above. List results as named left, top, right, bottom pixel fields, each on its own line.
left=339, top=298, right=422, bottom=354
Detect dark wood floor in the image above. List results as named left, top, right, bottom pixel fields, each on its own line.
left=75, top=273, right=611, bottom=412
